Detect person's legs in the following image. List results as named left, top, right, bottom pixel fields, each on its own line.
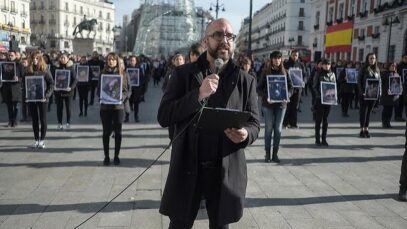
left=359, top=99, right=367, bottom=137
left=6, top=101, right=13, bottom=125
left=399, top=148, right=407, bottom=201
left=262, top=106, right=273, bottom=162
left=113, top=109, right=124, bottom=164
left=65, top=97, right=71, bottom=124
left=39, top=102, right=48, bottom=145
left=78, top=87, right=85, bottom=115
left=100, top=110, right=113, bottom=164
left=55, top=95, right=63, bottom=125
left=315, top=103, right=323, bottom=144
left=12, top=102, right=18, bottom=125
left=29, top=103, right=40, bottom=141
left=321, top=105, right=331, bottom=145
left=271, top=107, right=286, bottom=163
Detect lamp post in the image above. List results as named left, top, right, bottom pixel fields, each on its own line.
left=209, top=0, right=225, bottom=19
left=384, top=15, right=400, bottom=63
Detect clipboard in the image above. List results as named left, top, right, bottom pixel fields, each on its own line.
left=197, top=107, right=251, bottom=132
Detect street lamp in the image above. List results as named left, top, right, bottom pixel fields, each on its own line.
left=248, top=0, right=253, bottom=55
left=209, top=0, right=225, bottom=19
left=384, top=15, right=400, bottom=62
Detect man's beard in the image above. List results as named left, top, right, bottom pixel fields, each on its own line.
left=208, top=44, right=233, bottom=61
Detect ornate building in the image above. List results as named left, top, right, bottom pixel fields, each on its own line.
left=0, top=0, right=31, bottom=51
left=30, top=0, right=115, bottom=54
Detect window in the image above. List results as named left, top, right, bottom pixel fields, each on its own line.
left=22, top=19, right=25, bottom=28
left=362, top=0, right=368, bottom=12
left=338, top=3, right=344, bottom=19
left=374, top=26, right=380, bottom=34
left=297, top=35, right=303, bottom=46
left=299, top=8, right=304, bottom=17
left=373, top=47, right=378, bottom=56
left=349, top=0, right=355, bottom=15
left=300, top=0, right=305, bottom=2
left=298, top=21, right=304, bottom=30
left=107, top=12, right=110, bottom=20
left=358, top=48, right=364, bottom=62
left=74, top=5, right=76, bottom=13
left=376, top=0, right=382, bottom=7
left=50, top=40, right=56, bottom=48
left=99, top=11, right=102, bottom=18
left=73, top=17, right=76, bottom=25
left=315, top=11, right=320, bottom=24
left=11, top=1, right=15, bottom=12
left=328, top=7, right=334, bottom=22
left=360, top=28, right=365, bottom=36
left=80, top=6, right=83, bottom=14
left=65, top=2, right=68, bottom=11
left=40, top=1, right=44, bottom=10
left=64, top=41, right=69, bottom=48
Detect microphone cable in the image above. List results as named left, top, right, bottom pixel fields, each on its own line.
left=74, top=101, right=207, bottom=228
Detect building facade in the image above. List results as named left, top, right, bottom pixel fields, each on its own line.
left=310, top=0, right=407, bottom=63
left=30, top=0, right=115, bottom=54
left=0, top=0, right=31, bottom=51
left=236, top=0, right=311, bottom=60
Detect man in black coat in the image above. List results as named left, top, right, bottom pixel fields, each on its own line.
left=157, top=18, right=260, bottom=228
left=399, top=121, right=407, bottom=201
left=87, top=51, right=105, bottom=105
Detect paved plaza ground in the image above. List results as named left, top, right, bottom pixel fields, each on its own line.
left=0, top=83, right=406, bottom=229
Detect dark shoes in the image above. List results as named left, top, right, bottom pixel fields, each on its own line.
left=365, top=130, right=370, bottom=138
left=395, top=117, right=406, bottom=122
left=103, top=157, right=110, bottom=166
left=79, top=112, right=83, bottom=117
left=398, top=189, right=407, bottom=202
left=382, top=122, right=392, bottom=128
left=321, top=140, right=329, bottom=146
left=342, top=113, right=349, bottom=117
left=359, top=130, right=370, bottom=138
left=271, top=147, right=280, bottom=163
left=315, top=139, right=321, bottom=146
left=113, top=156, right=120, bottom=165
left=264, top=150, right=271, bottom=163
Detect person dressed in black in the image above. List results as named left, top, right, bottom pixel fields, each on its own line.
left=157, top=18, right=260, bottom=229
left=399, top=121, right=407, bottom=201
left=54, top=53, right=77, bottom=130
left=88, top=51, right=104, bottom=105
left=358, top=53, right=381, bottom=138
left=127, top=55, right=144, bottom=122
left=313, top=59, right=336, bottom=146
left=381, top=62, right=400, bottom=128
left=283, top=49, right=307, bottom=128
left=98, top=53, right=128, bottom=166
left=396, top=54, right=407, bottom=121
left=1, top=51, right=23, bottom=127
left=23, top=51, right=54, bottom=148
left=77, top=56, right=90, bottom=116
left=338, top=61, right=355, bottom=117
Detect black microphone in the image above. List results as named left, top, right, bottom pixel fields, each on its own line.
left=214, top=58, right=224, bottom=74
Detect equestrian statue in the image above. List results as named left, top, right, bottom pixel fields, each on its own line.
left=73, top=18, right=98, bottom=38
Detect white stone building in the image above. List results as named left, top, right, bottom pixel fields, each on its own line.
left=0, top=0, right=31, bottom=51
left=30, top=0, right=115, bottom=54
left=236, top=0, right=311, bottom=61
left=309, top=0, right=328, bottom=62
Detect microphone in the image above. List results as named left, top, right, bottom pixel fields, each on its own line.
left=214, top=58, right=224, bottom=74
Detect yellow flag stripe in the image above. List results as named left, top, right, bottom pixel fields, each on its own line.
left=326, top=29, right=353, bottom=47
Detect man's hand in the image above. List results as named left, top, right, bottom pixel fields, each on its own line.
left=198, top=74, right=219, bottom=101
left=224, top=128, right=248, bottom=144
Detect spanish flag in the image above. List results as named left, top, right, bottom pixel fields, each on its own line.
left=325, top=22, right=353, bottom=53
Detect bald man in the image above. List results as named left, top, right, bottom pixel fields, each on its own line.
left=157, top=18, right=260, bottom=228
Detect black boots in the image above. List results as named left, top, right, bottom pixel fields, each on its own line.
left=272, top=147, right=280, bottom=163
left=265, top=147, right=280, bottom=163
left=399, top=188, right=407, bottom=202
left=265, top=149, right=271, bottom=163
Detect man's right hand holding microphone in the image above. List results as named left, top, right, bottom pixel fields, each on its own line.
left=198, top=74, right=219, bottom=102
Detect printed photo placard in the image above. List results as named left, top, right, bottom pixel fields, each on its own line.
left=266, top=75, right=289, bottom=102
left=288, top=68, right=304, bottom=88
left=320, top=81, right=338, bottom=105
left=389, top=74, right=402, bottom=95
left=90, top=66, right=101, bottom=81
left=345, top=68, right=358, bottom=84
left=25, top=76, right=45, bottom=102
left=1, top=62, right=17, bottom=82
left=100, top=74, right=122, bottom=105
left=127, top=68, right=140, bottom=86
left=77, top=65, right=89, bottom=82
left=54, top=70, right=71, bottom=91
left=364, top=79, right=380, bottom=100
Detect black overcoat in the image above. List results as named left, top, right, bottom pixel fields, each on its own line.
left=157, top=53, right=260, bottom=226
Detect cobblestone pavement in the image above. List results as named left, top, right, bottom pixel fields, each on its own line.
left=0, top=83, right=406, bottom=229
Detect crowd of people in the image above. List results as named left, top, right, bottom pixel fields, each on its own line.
left=0, top=17, right=406, bottom=228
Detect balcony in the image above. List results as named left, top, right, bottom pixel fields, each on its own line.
left=347, top=14, right=355, bottom=21
left=359, top=11, right=368, bottom=18
left=20, top=11, right=28, bottom=17
left=10, top=8, right=17, bottom=14
left=314, top=24, right=319, bottom=30
left=31, top=20, right=38, bottom=25
left=30, top=5, right=36, bottom=10
left=372, top=33, right=380, bottom=39
left=326, top=21, right=333, bottom=26
left=298, top=26, right=304, bottom=31
left=39, top=20, right=46, bottom=25
left=1, top=6, right=9, bottom=12
left=312, top=43, right=317, bottom=47
left=49, top=19, right=56, bottom=25
left=357, top=35, right=365, bottom=41
left=299, top=12, right=305, bottom=17
left=49, top=5, right=56, bottom=10
left=336, top=18, right=343, bottom=24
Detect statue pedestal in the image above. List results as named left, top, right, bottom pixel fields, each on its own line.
left=72, top=38, right=95, bottom=55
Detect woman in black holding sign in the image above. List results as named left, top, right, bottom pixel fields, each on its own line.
left=77, top=56, right=90, bottom=116
left=54, top=53, right=77, bottom=130
left=23, top=51, right=54, bottom=148
left=312, top=59, right=336, bottom=146
left=257, top=51, right=293, bottom=163
left=381, top=62, right=400, bottom=128
left=127, top=55, right=144, bottom=122
left=98, top=53, right=128, bottom=165
left=358, top=53, right=381, bottom=138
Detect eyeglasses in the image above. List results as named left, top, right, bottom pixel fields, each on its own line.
left=208, top=31, right=236, bottom=42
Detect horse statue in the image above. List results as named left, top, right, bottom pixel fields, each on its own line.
left=73, top=18, right=98, bottom=38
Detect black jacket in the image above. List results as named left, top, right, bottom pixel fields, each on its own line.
left=284, top=58, right=307, bottom=95
left=357, top=66, right=381, bottom=99
left=313, top=69, right=336, bottom=101
left=338, top=68, right=356, bottom=94
left=257, top=68, right=293, bottom=109
left=1, top=61, right=23, bottom=103
left=53, top=60, right=77, bottom=97
left=157, top=53, right=259, bottom=225
left=381, top=71, right=400, bottom=106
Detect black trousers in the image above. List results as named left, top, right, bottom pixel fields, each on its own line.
left=395, top=97, right=405, bottom=119
left=132, top=97, right=141, bottom=121
left=48, top=95, right=53, bottom=111
left=401, top=149, right=407, bottom=191
left=78, top=85, right=89, bottom=114
left=341, top=93, right=353, bottom=114
left=359, top=99, right=375, bottom=128
left=100, top=109, right=124, bottom=157
left=89, top=80, right=98, bottom=104
left=283, top=89, right=301, bottom=127
left=6, top=101, right=18, bottom=123
left=315, top=103, right=331, bottom=141
left=382, top=105, right=394, bottom=124
left=29, top=102, right=47, bottom=141
left=21, top=97, right=30, bottom=120
left=55, top=95, right=71, bottom=124
left=169, top=165, right=228, bottom=229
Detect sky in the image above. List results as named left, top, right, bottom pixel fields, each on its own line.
left=111, top=0, right=271, bottom=32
